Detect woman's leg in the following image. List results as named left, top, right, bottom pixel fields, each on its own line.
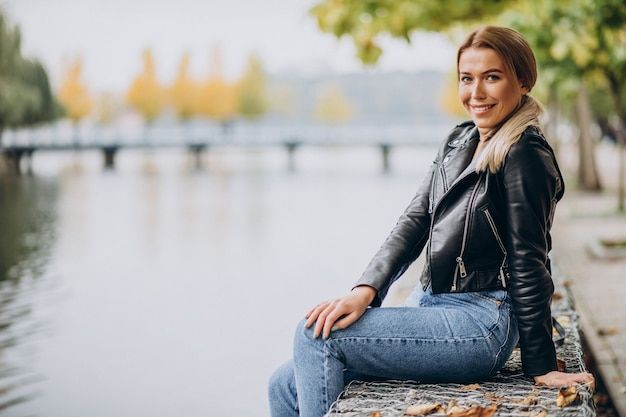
left=292, top=288, right=518, bottom=417
left=268, top=359, right=383, bottom=417
left=268, top=360, right=299, bottom=417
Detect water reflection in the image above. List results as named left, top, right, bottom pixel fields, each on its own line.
left=0, top=147, right=435, bottom=416
left=0, top=176, right=58, bottom=413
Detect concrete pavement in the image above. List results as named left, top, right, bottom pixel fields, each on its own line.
left=551, top=141, right=626, bottom=417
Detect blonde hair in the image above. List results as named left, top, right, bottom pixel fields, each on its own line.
left=457, top=26, right=543, bottom=174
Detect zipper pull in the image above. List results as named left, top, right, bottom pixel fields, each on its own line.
left=456, top=257, right=467, bottom=278
left=500, top=268, right=507, bottom=288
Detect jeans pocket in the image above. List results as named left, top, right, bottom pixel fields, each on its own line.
left=467, top=289, right=508, bottom=306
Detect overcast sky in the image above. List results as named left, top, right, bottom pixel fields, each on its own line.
left=0, top=0, right=457, bottom=93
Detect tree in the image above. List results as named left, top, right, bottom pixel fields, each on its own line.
left=314, top=82, right=354, bottom=123
left=58, top=57, right=93, bottom=124
left=0, top=10, right=59, bottom=143
left=170, top=52, right=199, bottom=122
left=587, top=0, right=626, bottom=211
left=238, top=53, right=268, bottom=120
left=310, top=0, right=512, bottom=64
left=126, top=48, right=166, bottom=125
left=503, top=0, right=626, bottom=208
left=440, top=71, right=468, bottom=119
left=197, top=47, right=238, bottom=127
left=501, top=1, right=602, bottom=191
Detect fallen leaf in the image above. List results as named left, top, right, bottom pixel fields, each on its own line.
left=557, top=358, right=566, bottom=372
left=446, top=404, right=497, bottom=417
left=597, top=327, right=618, bottom=336
left=460, top=384, right=481, bottom=391
left=556, top=386, right=578, bottom=407
left=372, top=412, right=381, bottom=417
left=520, top=395, right=539, bottom=406
left=405, top=403, right=443, bottom=416
left=556, top=316, right=571, bottom=327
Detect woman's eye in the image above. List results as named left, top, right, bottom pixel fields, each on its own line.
left=487, top=74, right=500, bottom=81
left=460, top=76, right=472, bottom=83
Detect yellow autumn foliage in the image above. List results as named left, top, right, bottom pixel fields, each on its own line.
left=238, top=54, right=268, bottom=119
left=170, top=52, right=199, bottom=121
left=58, top=57, right=93, bottom=123
left=126, top=48, right=166, bottom=124
left=313, top=83, right=354, bottom=123
left=439, top=71, right=467, bottom=119
left=196, top=47, right=238, bottom=121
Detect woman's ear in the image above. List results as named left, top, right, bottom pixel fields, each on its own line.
left=520, top=84, right=530, bottom=95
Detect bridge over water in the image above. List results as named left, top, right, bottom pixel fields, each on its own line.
left=0, top=123, right=453, bottom=174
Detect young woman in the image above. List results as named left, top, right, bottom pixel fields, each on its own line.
left=268, top=26, right=595, bottom=417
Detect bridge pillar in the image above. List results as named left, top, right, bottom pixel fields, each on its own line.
left=188, top=144, right=208, bottom=170
left=379, top=143, right=391, bottom=173
left=2, top=151, right=21, bottom=175
left=285, top=141, right=300, bottom=172
left=102, top=146, right=119, bottom=170
left=2, top=148, right=34, bottom=175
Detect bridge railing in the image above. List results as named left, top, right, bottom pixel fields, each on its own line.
left=1, top=122, right=455, bottom=174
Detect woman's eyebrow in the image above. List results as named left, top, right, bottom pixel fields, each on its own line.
left=483, top=68, right=504, bottom=74
left=459, top=68, right=505, bottom=75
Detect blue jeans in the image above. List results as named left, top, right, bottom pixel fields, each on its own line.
left=268, top=286, right=519, bottom=417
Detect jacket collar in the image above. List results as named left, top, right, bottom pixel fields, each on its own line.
left=446, top=126, right=480, bottom=187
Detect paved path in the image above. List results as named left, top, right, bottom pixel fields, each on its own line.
left=551, top=142, right=626, bottom=416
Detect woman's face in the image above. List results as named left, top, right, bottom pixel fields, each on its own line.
left=458, top=47, right=528, bottom=138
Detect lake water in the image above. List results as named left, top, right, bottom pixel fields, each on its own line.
left=0, top=144, right=436, bottom=417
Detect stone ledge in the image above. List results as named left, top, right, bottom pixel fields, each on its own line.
left=325, top=273, right=595, bottom=417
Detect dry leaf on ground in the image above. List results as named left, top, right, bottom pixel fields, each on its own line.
left=556, top=386, right=579, bottom=407
left=484, top=393, right=504, bottom=402
left=511, top=395, right=539, bottom=406
left=460, top=384, right=482, bottom=391
left=597, top=327, right=618, bottom=336
left=446, top=404, right=497, bottom=417
left=405, top=403, right=443, bottom=416
left=372, top=412, right=381, bottom=417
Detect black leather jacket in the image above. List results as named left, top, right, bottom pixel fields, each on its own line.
left=355, top=121, right=564, bottom=377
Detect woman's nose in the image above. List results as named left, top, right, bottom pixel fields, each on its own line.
left=471, top=81, right=486, bottom=99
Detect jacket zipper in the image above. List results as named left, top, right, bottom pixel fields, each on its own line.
left=439, top=164, right=448, bottom=192
left=428, top=162, right=449, bottom=214
left=451, top=180, right=481, bottom=291
left=428, top=164, right=437, bottom=214
left=483, top=208, right=509, bottom=288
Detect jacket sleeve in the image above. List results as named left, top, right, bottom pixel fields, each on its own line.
left=501, top=134, right=564, bottom=377
left=353, top=161, right=435, bottom=306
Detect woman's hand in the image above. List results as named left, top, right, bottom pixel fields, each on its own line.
left=304, top=285, right=377, bottom=340
left=534, top=371, right=595, bottom=390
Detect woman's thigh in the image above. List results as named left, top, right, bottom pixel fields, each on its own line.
left=327, top=290, right=516, bottom=383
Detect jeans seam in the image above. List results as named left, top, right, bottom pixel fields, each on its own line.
left=323, top=338, right=343, bottom=412
left=488, top=306, right=512, bottom=376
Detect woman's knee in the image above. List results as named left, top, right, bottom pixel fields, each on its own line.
left=293, top=318, right=317, bottom=349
